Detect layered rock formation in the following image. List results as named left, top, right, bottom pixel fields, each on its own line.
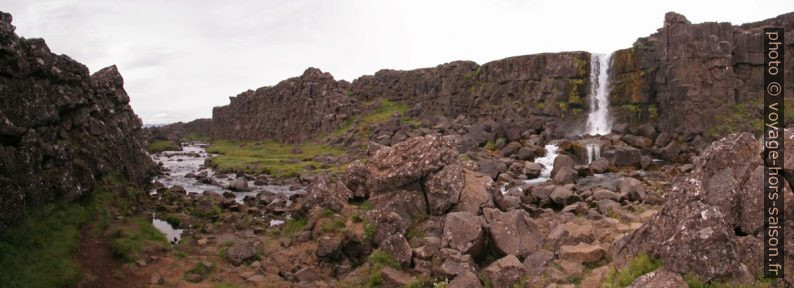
left=147, top=118, right=212, bottom=142
left=0, top=11, right=156, bottom=232
left=351, top=52, right=592, bottom=136
left=610, top=12, right=794, bottom=137
left=211, top=68, right=359, bottom=143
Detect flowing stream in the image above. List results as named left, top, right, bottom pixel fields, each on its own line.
left=148, top=142, right=306, bottom=242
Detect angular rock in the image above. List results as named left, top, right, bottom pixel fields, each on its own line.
left=480, top=255, right=524, bottom=288
left=442, top=212, right=486, bottom=257
left=558, top=243, right=606, bottom=264
left=483, top=208, right=542, bottom=259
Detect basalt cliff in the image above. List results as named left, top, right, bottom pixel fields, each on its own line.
left=209, top=12, right=794, bottom=144
left=0, top=11, right=155, bottom=232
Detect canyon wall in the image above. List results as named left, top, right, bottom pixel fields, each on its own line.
left=0, top=12, right=156, bottom=232
left=211, top=68, right=360, bottom=143
left=209, top=12, right=794, bottom=143
left=147, top=118, right=212, bottom=142
left=350, top=52, right=592, bottom=136
left=610, top=12, right=794, bottom=137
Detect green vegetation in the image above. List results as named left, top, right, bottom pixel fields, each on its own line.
left=323, top=98, right=417, bottom=146
left=281, top=216, right=308, bottom=237
left=705, top=98, right=765, bottom=140
left=190, top=204, right=222, bottom=220
left=574, top=55, right=588, bottom=77
left=0, top=176, right=137, bottom=288
left=207, top=140, right=345, bottom=177
left=601, top=254, right=661, bottom=288
left=319, top=217, right=347, bottom=233
left=162, top=214, right=181, bottom=228
left=683, top=273, right=773, bottom=288
left=568, top=78, right=585, bottom=106
left=364, top=222, right=375, bottom=242
left=180, top=133, right=211, bottom=142
left=368, top=250, right=400, bottom=269
left=148, top=140, right=180, bottom=153
left=109, top=218, right=168, bottom=262
left=185, top=261, right=214, bottom=281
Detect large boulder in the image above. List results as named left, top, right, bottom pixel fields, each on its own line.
left=602, top=146, right=642, bottom=168
left=483, top=208, right=542, bottom=259
left=425, top=164, right=465, bottom=215
left=551, top=154, right=576, bottom=179
left=367, top=135, right=460, bottom=192
left=618, top=177, right=646, bottom=202
left=453, top=169, right=494, bottom=214
left=294, top=176, right=351, bottom=214
left=613, top=132, right=794, bottom=284
left=480, top=255, right=524, bottom=287
left=442, top=212, right=486, bottom=257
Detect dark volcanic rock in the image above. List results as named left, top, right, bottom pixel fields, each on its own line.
left=211, top=67, right=359, bottom=143
left=0, top=11, right=156, bottom=232
left=613, top=131, right=794, bottom=285
left=146, top=118, right=211, bottom=142
left=350, top=52, right=592, bottom=137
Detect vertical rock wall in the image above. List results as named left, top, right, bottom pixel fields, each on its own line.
left=0, top=12, right=156, bottom=233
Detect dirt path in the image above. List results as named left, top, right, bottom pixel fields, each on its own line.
left=76, top=224, right=147, bottom=288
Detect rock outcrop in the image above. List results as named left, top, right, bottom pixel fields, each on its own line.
left=610, top=11, right=794, bottom=137
left=211, top=68, right=359, bottom=143
left=147, top=118, right=211, bottom=142
left=351, top=52, right=592, bottom=137
left=0, top=11, right=156, bottom=232
left=612, top=130, right=794, bottom=285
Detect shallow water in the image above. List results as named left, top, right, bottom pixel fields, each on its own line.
left=152, top=216, right=183, bottom=243
left=149, top=143, right=305, bottom=203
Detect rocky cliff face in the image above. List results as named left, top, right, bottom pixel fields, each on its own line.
left=147, top=118, right=212, bottom=142
left=610, top=12, right=794, bottom=137
left=351, top=52, right=592, bottom=137
left=0, top=12, right=156, bottom=232
left=211, top=68, right=359, bottom=143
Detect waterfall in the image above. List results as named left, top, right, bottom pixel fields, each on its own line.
left=585, top=53, right=613, bottom=135
left=583, top=53, right=612, bottom=164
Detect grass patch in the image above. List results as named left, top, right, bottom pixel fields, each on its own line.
left=148, top=140, right=180, bottom=153
left=207, top=140, right=345, bottom=177
left=185, top=261, right=214, bottom=282
left=213, top=283, right=243, bottom=288
left=281, top=217, right=308, bottom=238
left=109, top=217, right=168, bottom=262
left=601, top=254, right=661, bottom=288
left=320, top=217, right=347, bottom=233
left=0, top=176, right=124, bottom=288
left=368, top=250, right=400, bottom=269
left=683, top=273, right=774, bottom=288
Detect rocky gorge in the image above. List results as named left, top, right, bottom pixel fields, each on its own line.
left=1, top=7, right=794, bottom=288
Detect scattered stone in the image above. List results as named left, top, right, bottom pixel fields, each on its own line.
left=558, top=243, right=606, bottom=264
left=481, top=255, right=524, bottom=288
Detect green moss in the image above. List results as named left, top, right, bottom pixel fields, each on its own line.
left=368, top=250, right=400, bottom=269
left=213, top=283, right=243, bottom=288
left=568, top=78, right=585, bottom=106
left=574, top=55, right=588, bottom=77
left=0, top=176, right=123, bottom=288
left=647, top=105, right=658, bottom=120
left=366, top=266, right=384, bottom=287
left=148, top=140, right=180, bottom=153
left=407, top=277, right=448, bottom=288
left=364, top=222, right=375, bottom=242
left=319, top=217, right=347, bottom=233
left=207, top=140, right=345, bottom=177
left=559, top=101, right=569, bottom=114
left=281, top=217, right=308, bottom=238
left=535, top=102, right=547, bottom=110
left=600, top=254, right=661, bottom=288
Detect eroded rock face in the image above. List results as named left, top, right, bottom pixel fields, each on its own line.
left=0, top=11, right=156, bottom=232
left=350, top=52, right=592, bottom=137
left=211, top=67, right=359, bottom=143
left=613, top=131, right=794, bottom=284
left=146, top=118, right=211, bottom=142
left=610, top=11, right=794, bottom=136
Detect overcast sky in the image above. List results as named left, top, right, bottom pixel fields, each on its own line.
left=2, top=0, right=793, bottom=124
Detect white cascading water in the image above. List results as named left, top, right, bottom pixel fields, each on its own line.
left=525, top=144, right=559, bottom=184
left=583, top=53, right=612, bottom=164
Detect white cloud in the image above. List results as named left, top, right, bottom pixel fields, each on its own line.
left=1, top=0, right=792, bottom=124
